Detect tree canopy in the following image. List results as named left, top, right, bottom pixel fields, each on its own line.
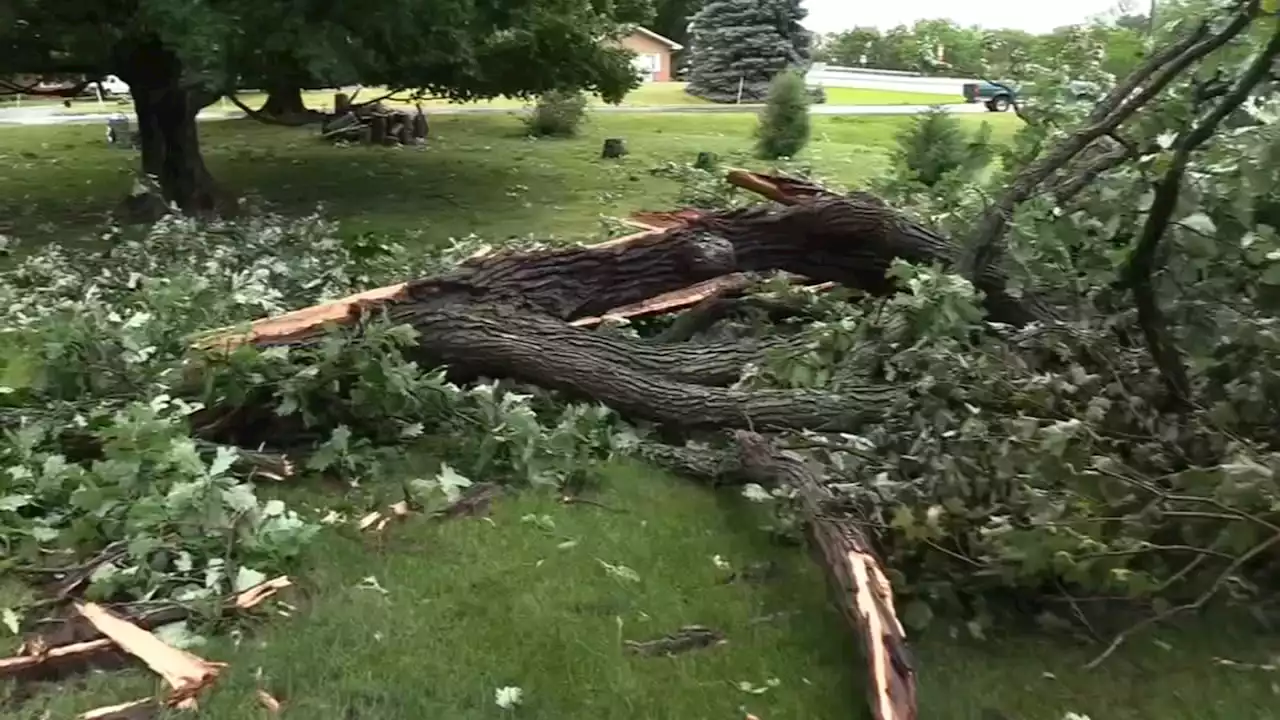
left=0, top=0, right=655, bottom=211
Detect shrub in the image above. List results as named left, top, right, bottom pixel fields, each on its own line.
left=755, top=70, right=811, bottom=159
left=523, top=90, right=589, bottom=138
left=893, top=107, right=994, bottom=187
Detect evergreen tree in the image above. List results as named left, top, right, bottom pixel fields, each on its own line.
left=686, top=0, right=810, bottom=103
left=755, top=70, right=810, bottom=159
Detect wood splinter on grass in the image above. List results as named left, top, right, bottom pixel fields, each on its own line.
left=79, top=696, right=159, bottom=719
left=233, top=575, right=294, bottom=610
left=358, top=500, right=413, bottom=532
left=74, top=602, right=225, bottom=708
left=257, top=688, right=283, bottom=713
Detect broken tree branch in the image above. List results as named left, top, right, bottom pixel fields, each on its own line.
left=656, top=432, right=917, bottom=720
left=962, top=4, right=1260, bottom=281
left=74, top=602, right=224, bottom=707
left=1124, top=17, right=1280, bottom=403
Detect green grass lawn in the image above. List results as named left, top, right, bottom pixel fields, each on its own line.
left=3, top=111, right=1277, bottom=720
left=0, top=112, right=1016, bottom=243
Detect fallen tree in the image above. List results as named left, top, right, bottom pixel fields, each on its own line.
left=8, top=9, right=1280, bottom=719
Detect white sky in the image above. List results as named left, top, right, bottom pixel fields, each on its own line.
left=803, top=0, right=1128, bottom=35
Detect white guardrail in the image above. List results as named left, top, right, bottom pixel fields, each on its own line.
left=805, top=64, right=979, bottom=97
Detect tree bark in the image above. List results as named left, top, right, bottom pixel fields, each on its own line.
left=115, top=38, right=220, bottom=215
left=352, top=299, right=900, bottom=433
left=260, top=84, right=307, bottom=117
left=731, top=431, right=917, bottom=720
left=721, top=170, right=1056, bottom=327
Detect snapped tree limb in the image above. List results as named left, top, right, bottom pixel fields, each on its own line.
left=1125, top=16, right=1280, bottom=402
left=962, top=3, right=1261, bottom=280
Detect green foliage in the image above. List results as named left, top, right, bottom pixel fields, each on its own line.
left=748, top=9, right=1280, bottom=636
left=1, top=0, right=650, bottom=104
left=0, top=214, right=626, bottom=616
left=755, top=70, right=811, bottom=160
left=685, top=0, right=810, bottom=103
left=890, top=107, right=993, bottom=187
left=817, top=17, right=1146, bottom=79
left=523, top=89, right=590, bottom=138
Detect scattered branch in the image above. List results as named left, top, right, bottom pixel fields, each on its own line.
left=1124, top=18, right=1280, bottom=402
left=224, top=90, right=321, bottom=127
left=962, top=4, right=1261, bottom=280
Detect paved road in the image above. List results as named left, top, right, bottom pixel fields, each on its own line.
left=0, top=101, right=990, bottom=126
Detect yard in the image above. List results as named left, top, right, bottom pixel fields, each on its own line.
left=2, top=111, right=1277, bottom=720
left=6, top=82, right=961, bottom=116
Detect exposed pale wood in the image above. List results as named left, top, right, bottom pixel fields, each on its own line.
left=0, top=638, right=115, bottom=677
left=74, top=602, right=224, bottom=706
left=79, top=696, right=157, bottom=719
left=732, top=431, right=917, bottom=720
left=232, top=576, right=293, bottom=609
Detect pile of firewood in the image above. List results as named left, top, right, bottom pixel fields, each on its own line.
left=320, top=93, right=428, bottom=146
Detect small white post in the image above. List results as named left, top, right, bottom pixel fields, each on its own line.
left=735, top=76, right=745, bottom=104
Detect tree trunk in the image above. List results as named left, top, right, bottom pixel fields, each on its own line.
left=731, top=431, right=918, bottom=720
left=117, top=39, right=220, bottom=215
left=260, top=84, right=307, bottom=117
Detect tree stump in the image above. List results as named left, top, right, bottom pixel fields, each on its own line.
left=370, top=114, right=388, bottom=145
left=412, top=111, right=429, bottom=142
left=335, top=93, right=351, bottom=115
left=694, top=151, right=718, bottom=170
left=396, top=117, right=412, bottom=145
left=601, top=138, right=628, bottom=159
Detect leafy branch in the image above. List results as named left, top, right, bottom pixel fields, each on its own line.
left=1124, top=18, right=1280, bottom=402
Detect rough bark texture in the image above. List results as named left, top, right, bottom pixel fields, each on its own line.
left=732, top=431, right=917, bottom=720
left=115, top=38, right=220, bottom=215
left=722, top=170, right=1056, bottom=327
left=373, top=299, right=899, bottom=432
left=261, top=84, right=307, bottom=117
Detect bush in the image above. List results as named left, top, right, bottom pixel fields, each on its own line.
left=755, top=70, right=811, bottom=159
left=523, top=90, right=589, bottom=138
left=893, top=107, right=994, bottom=187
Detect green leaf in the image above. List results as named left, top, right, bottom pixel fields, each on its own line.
left=234, top=566, right=269, bottom=593
left=1178, top=212, right=1217, bottom=237
left=1, top=607, right=21, bottom=636
left=0, top=494, right=32, bottom=513
left=208, top=446, right=238, bottom=477
left=434, top=464, right=473, bottom=503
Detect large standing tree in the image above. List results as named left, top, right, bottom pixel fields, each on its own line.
left=0, top=0, right=651, bottom=214
left=685, top=0, right=810, bottom=103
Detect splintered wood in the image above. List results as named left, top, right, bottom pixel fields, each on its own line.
left=75, top=602, right=224, bottom=707
left=732, top=431, right=917, bottom=720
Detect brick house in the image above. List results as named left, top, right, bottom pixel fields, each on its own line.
left=620, top=27, right=683, bottom=82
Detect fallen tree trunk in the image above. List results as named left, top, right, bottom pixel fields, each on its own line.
left=373, top=299, right=899, bottom=432
left=721, top=169, right=1056, bottom=327
left=204, top=170, right=1054, bottom=352
left=653, top=431, right=917, bottom=720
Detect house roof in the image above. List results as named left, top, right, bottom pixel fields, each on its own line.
left=629, top=26, right=683, bottom=51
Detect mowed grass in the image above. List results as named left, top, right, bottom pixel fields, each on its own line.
left=3, top=111, right=1279, bottom=719
left=4, top=464, right=1278, bottom=719
left=0, top=111, right=1016, bottom=243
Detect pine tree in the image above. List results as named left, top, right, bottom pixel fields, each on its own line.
left=755, top=70, right=810, bottom=159
left=686, top=0, right=811, bottom=103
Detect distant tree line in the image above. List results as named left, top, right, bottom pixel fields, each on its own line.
left=811, top=16, right=1150, bottom=79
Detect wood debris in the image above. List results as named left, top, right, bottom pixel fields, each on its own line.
left=256, top=688, right=283, bottom=713
left=624, top=625, right=726, bottom=657
left=79, top=697, right=158, bottom=719
left=232, top=575, right=294, bottom=610
left=74, top=602, right=224, bottom=707
left=358, top=500, right=412, bottom=532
